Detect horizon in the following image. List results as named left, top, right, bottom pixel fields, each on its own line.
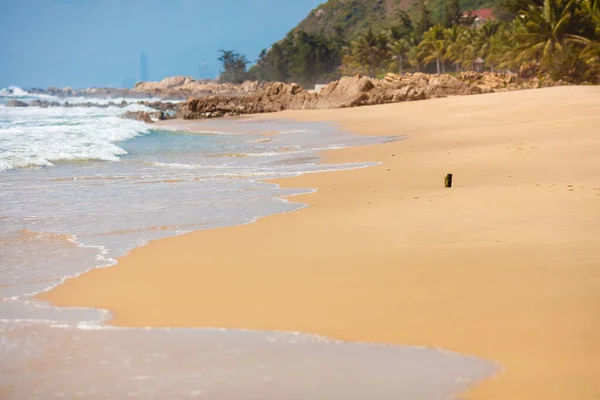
left=0, top=0, right=325, bottom=89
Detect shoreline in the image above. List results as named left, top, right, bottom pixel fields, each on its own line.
left=38, top=87, right=600, bottom=399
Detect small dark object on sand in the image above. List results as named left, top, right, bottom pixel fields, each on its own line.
left=445, top=173, right=453, bottom=188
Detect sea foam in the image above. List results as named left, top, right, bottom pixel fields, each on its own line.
left=0, top=100, right=151, bottom=171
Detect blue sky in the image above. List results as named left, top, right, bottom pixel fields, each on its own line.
left=0, top=0, right=324, bottom=89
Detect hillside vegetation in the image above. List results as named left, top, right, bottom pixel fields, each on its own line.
left=217, top=0, right=600, bottom=86
left=294, top=0, right=500, bottom=39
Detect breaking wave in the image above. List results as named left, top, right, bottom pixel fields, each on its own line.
left=0, top=102, right=151, bottom=171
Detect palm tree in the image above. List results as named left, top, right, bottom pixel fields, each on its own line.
left=387, top=38, right=410, bottom=74
left=476, top=21, right=502, bottom=71
left=452, top=28, right=479, bottom=71
left=583, top=0, right=600, bottom=29
left=489, top=21, right=525, bottom=72
left=516, top=0, right=582, bottom=69
left=444, top=25, right=467, bottom=72
left=406, top=45, right=422, bottom=72
left=348, top=29, right=387, bottom=77
left=573, top=0, right=600, bottom=63
left=419, top=25, right=448, bottom=74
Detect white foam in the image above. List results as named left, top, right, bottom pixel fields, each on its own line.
left=0, top=86, right=57, bottom=100
left=0, top=105, right=150, bottom=171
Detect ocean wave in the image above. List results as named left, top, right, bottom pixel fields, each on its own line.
left=0, top=87, right=175, bottom=109
left=0, top=106, right=150, bottom=171
left=0, top=86, right=57, bottom=101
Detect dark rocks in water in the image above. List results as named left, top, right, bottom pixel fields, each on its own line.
left=121, top=110, right=171, bottom=123
left=138, top=101, right=179, bottom=112
left=6, top=100, right=29, bottom=107
left=45, top=86, right=62, bottom=96
left=122, top=111, right=153, bottom=123
left=17, top=99, right=56, bottom=108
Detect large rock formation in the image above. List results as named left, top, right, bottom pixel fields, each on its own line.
left=178, top=82, right=317, bottom=119
left=176, top=72, right=563, bottom=120
left=177, top=73, right=488, bottom=119
left=312, top=76, right=376, bottom=108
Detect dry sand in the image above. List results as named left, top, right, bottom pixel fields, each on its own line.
left=39, top=86, right=600, bottom=399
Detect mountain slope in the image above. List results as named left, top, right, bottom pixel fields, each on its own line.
left=293, top=0, right=503, bottom=39
left=294, top=0, right=414, bottom=39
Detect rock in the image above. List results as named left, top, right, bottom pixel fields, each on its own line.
left=476, top=84, right=494, bottom=94
left=121, top=110, right=170, bottom=123
left=457, top=71, right=539, bottom=91
left=121, top=111, right=154, bottom=123
left=6, top=100, right=28, bottom=107
left=132, top=76, right=263, bottom=98
left=315, top=76, right=375, bottom=109
left=46, top=86, right=61, bottom=95
left=178, top=73, right=482, bottom=119
left=139, top=100, right=179, bottom=112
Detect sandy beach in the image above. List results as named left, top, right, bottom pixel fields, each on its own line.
left=39, top=86, right=600, bottom=399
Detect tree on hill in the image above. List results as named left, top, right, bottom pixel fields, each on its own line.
left=218, top=50, right=249, bottom=83
left=443, top=0, right=462, bottom=27
left=416, top=0, right=433, bottom=38
left=346, top=28, right=389, bottom=77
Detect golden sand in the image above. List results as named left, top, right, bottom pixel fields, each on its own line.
left=39, top=87, right=600, bottom=399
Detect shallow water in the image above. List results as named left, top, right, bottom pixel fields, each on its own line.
left=1, top=322, right=496, bottom=400
left=0, top=90, right=496, bottom=399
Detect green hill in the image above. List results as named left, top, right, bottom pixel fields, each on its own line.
left=292, top=0, right=503, bottom=40
left=293, top=0, right=412, bottom=39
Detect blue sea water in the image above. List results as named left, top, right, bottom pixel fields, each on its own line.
left=0, top=88, right=497, bottom=399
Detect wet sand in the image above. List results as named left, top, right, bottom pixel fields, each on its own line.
left=40, top=86, right=600, bottom=399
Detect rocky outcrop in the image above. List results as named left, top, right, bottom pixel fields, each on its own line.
left=178, top=82, right=317, bottom=119
left=28, top=99, right=61, bottom=108
left=138, top=101, right=180, bottom=112
left=6, top=100, right=29, bottom=107
left=177, top=73, right=495, bottom=119
left=177, top=72, right=566, bottom=120
left=457, top=71, right=567, bottom=91
left=132, top=76, right=261, bottom=98
left=312, top=76, right=375, bottom=108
